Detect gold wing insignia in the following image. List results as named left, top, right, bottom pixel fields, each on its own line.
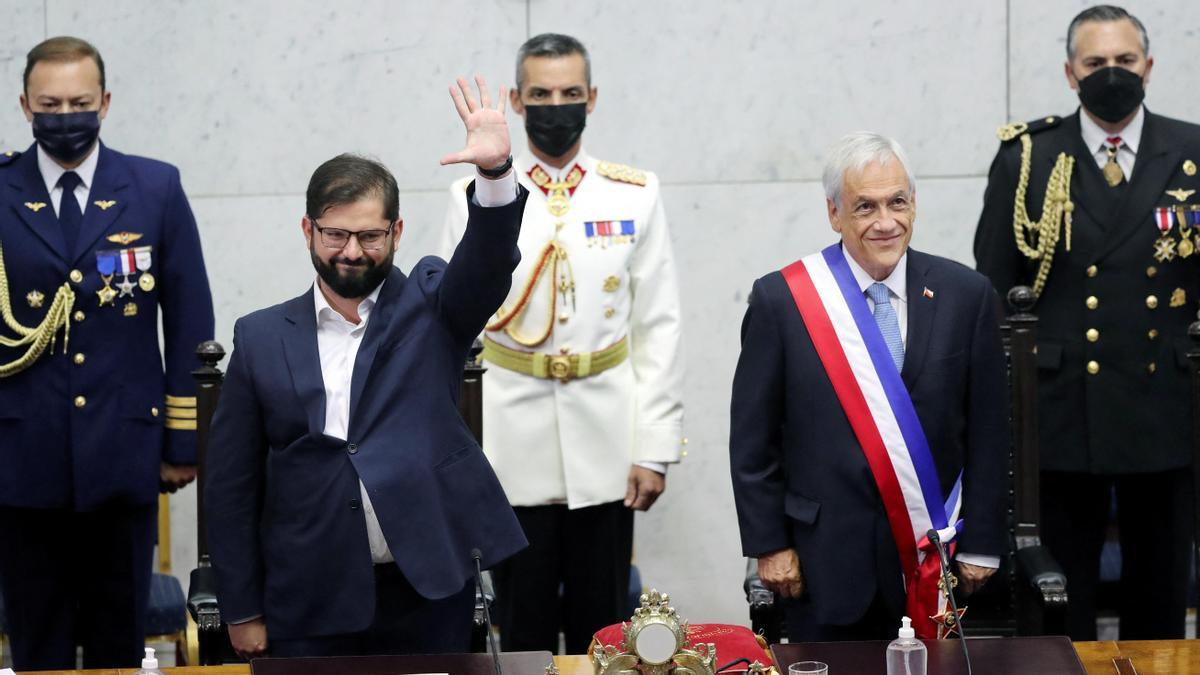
left=596, top=161, right=648, bottom=187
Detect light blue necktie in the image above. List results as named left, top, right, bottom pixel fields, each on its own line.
left=867, top=282, right=904, bottom=372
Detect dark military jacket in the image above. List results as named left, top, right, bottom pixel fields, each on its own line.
left=0, top=142, right=214, bottom=509
left=975, top=109, right=1200, bottom=473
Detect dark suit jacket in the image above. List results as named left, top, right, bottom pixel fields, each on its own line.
left=974, top=109, right=1200, bottom=473
left=204, top=184, right=530, bottom=640
left=0, top=142, right=213, bottom=510
left=730, top=248, right=1008, bottom=626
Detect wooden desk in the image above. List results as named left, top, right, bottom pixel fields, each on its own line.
left=24, top=655, right=596, bottom=675
left=23, top=643, right=1200, bottom=674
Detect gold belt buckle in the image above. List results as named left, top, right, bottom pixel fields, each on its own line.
left=547, top=354, right=572, bottom=382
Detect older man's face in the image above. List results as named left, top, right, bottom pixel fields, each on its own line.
left=1066, top=18, right=1152, bottom=89
left=827, top=159, right=914, bottom=281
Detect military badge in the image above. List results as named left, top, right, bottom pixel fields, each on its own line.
left=1177, top=207, right=1196, bottom=258
left=95, top=250, right=119, bottom=306
left=603, top=275, right=620, bottom=292
left=1166, top=188, right=1196, bottom=203
left=26, top=290, right=44, bottom=308
left=24, top=202, right=47, bottom=213
left=584, top=220, right=636, bottom=247
left=134, top=246, right=155, bottom=292
left=123, top=302, right=138, bottom=317
left=93, top=200, right=117, bottom=211
left=1154, top=208, right=1178, bottom=262
left=1171, top=288, right=1187, bottom=308
left=1185, top=160, right=1197, bottom=177
left=106, top=231, right=142, bottom=245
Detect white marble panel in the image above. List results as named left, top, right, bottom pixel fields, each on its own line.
left=1009, top=0, right=1200, bottom=124
left=0, top=1, right=45, bottom=152
left=37, top=0, right=526, bottom=197
left=530, top=0, right=1006, bottom=183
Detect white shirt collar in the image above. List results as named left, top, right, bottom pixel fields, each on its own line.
left=1079, top=105, right=1144, bottom=155
left=37, top=141, right=100, bottom=194
left=843, top=245, right=908, bottom=303
left=313, top=278, right=384, bottom=327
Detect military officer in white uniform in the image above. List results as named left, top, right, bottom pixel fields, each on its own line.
left=440, top=33, right=685, bottom=653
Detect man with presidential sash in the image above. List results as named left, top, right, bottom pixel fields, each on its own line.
left=973, top=5, right=1200, bottom=640
left=0, top=37, right=213, bottom=669
left=730, top=132, right=1008, bottom=640
left=440, top=34, right=685, bottom=653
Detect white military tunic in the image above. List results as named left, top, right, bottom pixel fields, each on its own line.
left=441, top=150, right=685, bottom=508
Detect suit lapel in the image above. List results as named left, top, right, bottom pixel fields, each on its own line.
left=348, top=267, right=405, bottom=428
left=72, top=144, right=132, bottom=266
left=281, top=290, right=327, bottom=436
left=901, top=251, right=936, bottom=391
left=5, top=145, right=68, bottom=260
left=1095, top=111, right=1179, bottom=262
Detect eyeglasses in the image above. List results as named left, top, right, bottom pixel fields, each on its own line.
left=310, top=219, right=392, bottom=251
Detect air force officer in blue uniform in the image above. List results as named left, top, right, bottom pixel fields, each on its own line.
left=204, top=76, right=528, bottom=658
left=0, top=37, right=214, bottom=669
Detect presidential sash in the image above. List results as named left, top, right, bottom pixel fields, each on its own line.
left=781, top=243, right=963, bottom=639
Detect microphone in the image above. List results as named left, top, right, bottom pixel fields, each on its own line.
left=927, top=529, right=973, bottom=675
left=471, top=548, right=502, bottom=675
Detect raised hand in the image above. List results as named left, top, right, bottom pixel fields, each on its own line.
left=440, top=75, right=510, bottom=170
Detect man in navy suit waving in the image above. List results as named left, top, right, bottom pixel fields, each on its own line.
left=204, top=76, right=528, bottom=658
left=730, top=133, right=1008, bottom=641
left=0, top=37, right=214, bottom=670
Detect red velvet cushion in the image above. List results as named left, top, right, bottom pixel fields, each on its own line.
left=591, top=622, right=775, bottom=670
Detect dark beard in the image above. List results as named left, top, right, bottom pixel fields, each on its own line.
left=310, top=244, right=393, bottom=299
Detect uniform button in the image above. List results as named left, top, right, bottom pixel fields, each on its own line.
left=347, top=443, right=358, bottom=454
left=69, top=269, right=83, bottom=284
left=1147, top=362, right=1157, bottom=374
left=74, top=395, right=87, bottom=408
left=1086, top=265, right=1098, bottom=278
left=604, top=307, right=615, bottom=318
left=73, top=310, right=85, bottom=322
left=349, top=499, right=361, bottom=510
left=1149, top=329, right=1160, bottom=340
left=1146, top=295, right=1158, bottom=309
left=151, top=407, right=159, bottom=417
left=1086, top=329, right=1099, bottom=343
left=73, top=353, right=85, bottom=365
left=1087, top=361, right=1100, bottom=375
left=1086, top=296, right=1099, bottom=310
left=1147, top=266, right=1158, bottom=278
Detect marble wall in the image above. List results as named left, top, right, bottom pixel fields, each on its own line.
left=1, top=0, right=1196, bottom=629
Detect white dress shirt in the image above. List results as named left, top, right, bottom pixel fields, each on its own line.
left=1079, top=105, right=1143, bottom=180
left=315, top=168, right=518, bottom=564
left=842, top=248, right=999, bottom=570
left=37, top=142, right=99, bottom=217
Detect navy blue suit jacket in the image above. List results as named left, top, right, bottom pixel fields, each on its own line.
left=730, top=248, right=1008, bottom=625
left=0, top=142, right=214, bottom=510
left=204, top=184, right=530, bottom=640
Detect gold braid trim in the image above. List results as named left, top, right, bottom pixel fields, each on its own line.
left=484, top=239, right=572, bottom=348
left=0, top=242, right=75, bottom=377
left=1011, top=133, right=1075, bottom=296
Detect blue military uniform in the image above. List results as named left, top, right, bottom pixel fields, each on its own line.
left=0, top=142, right=214, bottom=668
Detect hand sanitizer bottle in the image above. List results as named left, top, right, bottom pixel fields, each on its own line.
left=886, top=616, right=927, bottom=675
left=134, top=646, right=163, bottom=675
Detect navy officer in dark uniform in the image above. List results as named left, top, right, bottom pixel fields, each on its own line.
left=0, top=36, right=214, bottom=669
left=974, top=6, right=1200, bottom=640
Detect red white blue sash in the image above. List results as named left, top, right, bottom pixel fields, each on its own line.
left=781, top=244, right=963, bottom=639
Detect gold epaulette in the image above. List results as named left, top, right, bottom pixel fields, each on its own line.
left=996, top=116, right=1062, bottom=142
left=596, top=161, right=647, bottom=187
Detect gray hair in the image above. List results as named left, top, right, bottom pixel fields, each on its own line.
left=822, top=132, right=916, bottom=205
left=515, top=33, right=591, bottom=92
left=1066, top=5, right=1149, bottom=60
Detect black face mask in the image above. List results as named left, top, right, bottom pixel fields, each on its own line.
left=524, top=103, right=587, bottom=158
left=1076, top=66, right=1146, bottom=123
left=310, top=237, right=394, bottom=300
left=32, top=111, right=101, bottom=164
